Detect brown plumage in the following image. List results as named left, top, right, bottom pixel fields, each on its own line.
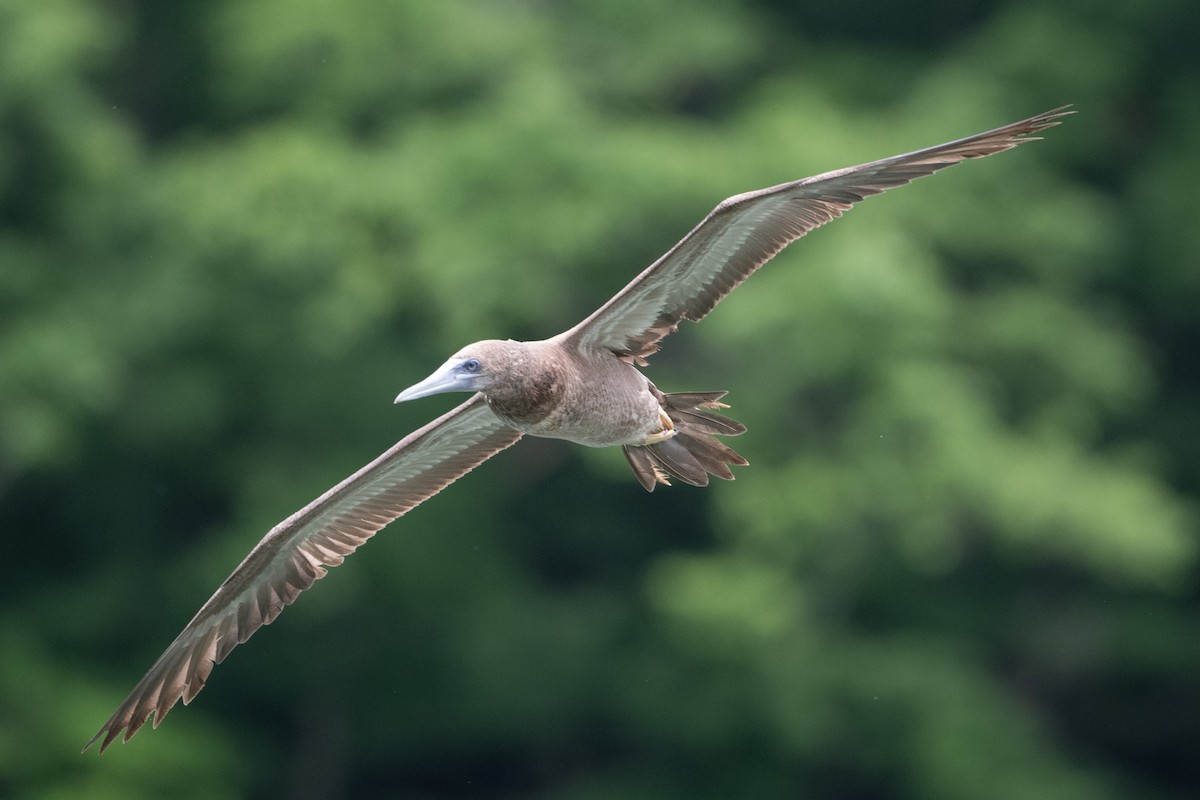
left=85, top=106, right=1070, bottom=753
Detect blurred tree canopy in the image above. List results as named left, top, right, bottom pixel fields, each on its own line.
left=2, top=0, right=1199, bottom=798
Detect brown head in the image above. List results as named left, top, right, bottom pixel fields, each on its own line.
left=395, top=339, right=565, bottom=426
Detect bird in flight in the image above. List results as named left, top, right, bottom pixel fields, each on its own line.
left=85, top=106, right=1070, bottom=753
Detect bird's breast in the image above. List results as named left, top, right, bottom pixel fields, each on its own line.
left=485, top=366, right=564, bottom=429
left=492, top=357, right=662, bottom=448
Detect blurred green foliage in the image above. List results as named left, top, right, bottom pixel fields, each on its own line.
left=2, top=0, right=1199, bottom=797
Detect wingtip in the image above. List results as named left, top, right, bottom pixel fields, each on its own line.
left=81, top=724, right=119, bottom=755
left=1022, top=105, right=1075, bottom=134
left=83, top=699, right=163, bottom=754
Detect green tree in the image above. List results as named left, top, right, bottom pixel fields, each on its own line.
left=2, top=0, right=1198, bottom=798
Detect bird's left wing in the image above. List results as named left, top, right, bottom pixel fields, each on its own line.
left=85, top=393, right=521, bottom=753
left=561, top=107, right=1071, bottom=363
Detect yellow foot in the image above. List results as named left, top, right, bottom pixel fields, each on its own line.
left=642, top=408, right=677, bottom=445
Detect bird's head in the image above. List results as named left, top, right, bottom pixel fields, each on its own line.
left=394, top=339, right=526, bottom=403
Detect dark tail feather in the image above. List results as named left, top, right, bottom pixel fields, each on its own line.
left=662, top=391, right=747, bottom=436
left=623, top=391, right=749, bottom=491
left=674, top=433, right=746, bottom=480
left=660, top=391, right=730, bottom=409
left=623, top=445, right=664, bottom=492
left=646, top=438, right=710, bottom=486
left=671, top=408, right=747, bottom=437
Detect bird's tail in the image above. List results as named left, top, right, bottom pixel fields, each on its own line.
left=622, top=391, right=748, bottom=491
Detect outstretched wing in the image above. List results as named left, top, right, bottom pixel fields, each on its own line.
left=562, top=107, right=1071, bottom=363
left=85, top=394, right=522, bottom=753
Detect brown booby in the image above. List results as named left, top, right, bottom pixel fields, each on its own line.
left=85, top=107, right=1070, bottom=752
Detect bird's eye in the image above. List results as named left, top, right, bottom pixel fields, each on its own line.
left=462, top=358, right=481, bottom=373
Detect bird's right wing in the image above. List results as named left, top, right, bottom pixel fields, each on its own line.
left=85, top=393, right=522, bottom=753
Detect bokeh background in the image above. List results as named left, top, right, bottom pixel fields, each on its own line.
left=3, top=0, right=1199, bottom=797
